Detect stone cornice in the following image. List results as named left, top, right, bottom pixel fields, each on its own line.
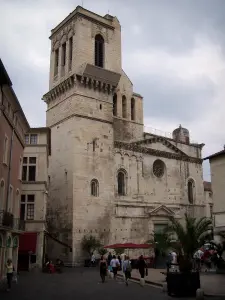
left=131, top=136, right=187, bottom=158
left=42, top=73, right=116, bottom=105
left=42, top=75, right=75, bottom=104
left=114, top=141, right=203, bottom=164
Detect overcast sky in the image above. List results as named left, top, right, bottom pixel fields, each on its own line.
left=1, top=0, right=225, bottom=181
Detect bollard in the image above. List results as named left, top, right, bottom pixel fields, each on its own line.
left=162, top=282, right=167, bottom=293
left=140, top=278, right=145, bottom=286
left=196, top=288, right=204, bottom=300
left=110, top=272, right=114, bottom=279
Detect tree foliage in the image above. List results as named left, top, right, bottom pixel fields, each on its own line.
left=81, top=235, right=101, bottom=257
left=114, top=248, right=124, bottom=256
left=147, top=231, right=171, bottom=256
left=98, top=247, right=107, bottom=256
left=166, top=214, right=213, bottom=259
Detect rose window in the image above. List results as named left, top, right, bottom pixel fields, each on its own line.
left=153, top=159, right=165, bottom=178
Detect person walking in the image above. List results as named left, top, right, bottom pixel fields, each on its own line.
left=99, top=255, right=107, bottom=283
left=138, top=255, right=147, bottom=279
left=107, top=252, right=112, bottom=266
left=5, top=259, right=14, bottom=292
left=110, top=255, right=120, bottom=280
left=123, top=255, right=132, bottom=286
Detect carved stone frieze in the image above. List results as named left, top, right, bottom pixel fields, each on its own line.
left=114, top=141, right=202, bottom=164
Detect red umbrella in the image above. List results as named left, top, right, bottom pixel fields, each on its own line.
left=104, top=243, right=152, bottom=249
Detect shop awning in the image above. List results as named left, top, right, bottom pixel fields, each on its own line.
left=19, top=232, right=37, bottom=254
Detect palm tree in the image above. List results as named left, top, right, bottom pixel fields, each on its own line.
left=147, top=231, right=171, bottom=256
left=166, top=214, right=213, bottom=261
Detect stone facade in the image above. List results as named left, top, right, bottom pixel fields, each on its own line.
left=20, top=128, right=50, bottom=269
left=0, top=59, right=29, bottom=278
left=204, top=150, right=225, bottom=235
left=43, top=6, right=208, bottom=263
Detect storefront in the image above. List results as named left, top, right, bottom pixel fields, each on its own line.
left=18, top=232, right=37, bottom=271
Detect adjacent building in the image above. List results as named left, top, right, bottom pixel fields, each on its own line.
left=203, top=181, right=213, bottom=219
left=42, top=6, right=209, bottom=264
left=204, top=148, right=225, bottom=235
left=18, top=127, right=50, bottom=270
left=0, top=59, right=29, bottom=278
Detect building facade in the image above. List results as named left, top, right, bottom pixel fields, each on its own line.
left=18, top=128, right=50, bottom=270
left=0, top=59, right=29, bottom=278
left=43, top=6, right=208, bottom=264
left=204, top=149, right=225, bottom=235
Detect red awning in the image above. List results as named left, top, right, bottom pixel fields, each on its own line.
left=104, top=243, right=152, bottom=249
left=19, top=232, right=37, bottom=254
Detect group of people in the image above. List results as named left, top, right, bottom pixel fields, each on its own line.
left=44, top=258, right=64, bottom=273
left=99, top=253, right=148, bottom=286
left=193, top=247, right=219, bottom=271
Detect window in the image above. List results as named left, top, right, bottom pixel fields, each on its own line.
left=3, top=135, right=9, bottom=164
left=22, top=157, right=36, bottom=181
left=69, top=37, right=73, bottom=70
left=8, top=185, right=13, bottom=213
left=30, top=134, right=37, bottom=144
left=20, top=194, right=35, bottom=220
left=18, top=156, right=22, bottom=180
left=131, top=98, right=135, bottom=121
left=122, top=96, right=127, bottom=118
left=62, top=43, right=66, bottom=67
left=25, top=134, right=38, bottom=144
left=0, top=180, right=5, bottom=209
left=113, top=94, right=117, bottom=116
left=13, top=189, right=20, bottom=217
left=95, top=34, right=104, bottom=68
left=25, top=134, right=29, bottom=144
left=188, top=180, right=195, bottom=204
left=54, top=49, right=59, bottom=76
left=117, top=170, right=127, bottom=196
left=91, top=179, right=99, bottom=197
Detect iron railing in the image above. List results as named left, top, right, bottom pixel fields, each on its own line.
left=0, top=210, right=25, bottom=231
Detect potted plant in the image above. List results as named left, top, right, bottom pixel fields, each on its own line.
left=81, top=235, right=101, bottom=267
left=165, top=214, right=212, bottom=297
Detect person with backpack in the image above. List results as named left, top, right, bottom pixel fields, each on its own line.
left=99, top=255, right=107, bottom=283
left=123, top=255, right=132, bottom=286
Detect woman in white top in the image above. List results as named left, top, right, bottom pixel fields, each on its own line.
left=110, top=255, right=120, bottom=279
left=6, top=258, right=14, bottom=292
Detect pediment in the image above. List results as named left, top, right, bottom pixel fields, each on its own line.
left=149, top=205, right=175, bottom=217
left=131, top=136, right=188, bottom=157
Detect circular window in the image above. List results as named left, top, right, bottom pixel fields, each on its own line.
left=153, top=159, right=165, bottom=178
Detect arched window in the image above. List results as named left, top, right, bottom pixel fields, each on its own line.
left=131, top=98, right=135, bottom=121
left=188, top=180, right=195, bottom=204
left=113, top=94, right=117, bottom=116
left=91, top=179, right=99, bottom=197
left=95, top=34, right=104, bottom=68
left=0, top=180, right=5, bottom=210
left=117, top=170, right=127, bottom=196
left=122, top=96, right=127, bottom=118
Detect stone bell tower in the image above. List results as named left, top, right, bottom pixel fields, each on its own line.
left=42, top=6, right=125, bottom=263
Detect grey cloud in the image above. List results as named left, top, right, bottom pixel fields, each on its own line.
left=134, top=75, right=215, bottom=122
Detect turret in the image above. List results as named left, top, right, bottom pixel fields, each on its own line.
left=172, top=125, right=190, bottom=144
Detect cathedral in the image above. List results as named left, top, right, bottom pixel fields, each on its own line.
left=42, top=6, right=207, bottom=263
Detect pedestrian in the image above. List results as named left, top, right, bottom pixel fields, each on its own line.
left=5, top=258, right=14, bottom=292
left=123, top=255, right=132, bottom=286
left=91, top=253, right=96, bottom=267
left=99, top=255, right=107, bottom=283
left=138, top=255, right=147, bottom=279
left=117, top=255, right=121, bottom=270
left=110, top=255, right=120, bottom=280
left=107, top=252, right=112, bottom=265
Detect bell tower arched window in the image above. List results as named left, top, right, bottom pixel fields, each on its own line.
left=131, top=98, right=135, bottom=121
left=117, top=170, right=127, bottom=196
left=188, top=179, right=195, bottom=204
left=113, top=94, right=117, bottom=116
left=122, top=96, right=127, bottom=118
left=91, top=179, right=99, bottom=197
left=95, top=34, right=104, bottom=68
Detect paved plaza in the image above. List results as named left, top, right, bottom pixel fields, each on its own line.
left=0, top=268, right=225, bottom=300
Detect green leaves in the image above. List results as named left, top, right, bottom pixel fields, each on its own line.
left=81, top=235, right=101, bottom=257
left=165, top=214, right=213, bottom=259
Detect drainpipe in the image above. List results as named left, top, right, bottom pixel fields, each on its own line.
left=6, top=110, right=19, bottom=212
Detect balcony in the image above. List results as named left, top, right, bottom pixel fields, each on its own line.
left=0, top=210, right=25, bottom=231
